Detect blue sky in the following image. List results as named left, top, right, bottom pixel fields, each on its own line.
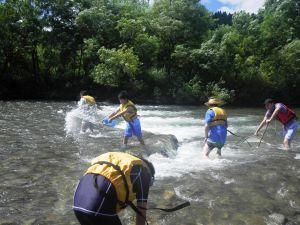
left=148, top=0, right=266, bottom=13
left=201, top=0, right=266, bottom=13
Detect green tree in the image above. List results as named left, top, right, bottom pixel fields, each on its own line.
left=92, top=45, right=140, bottom=87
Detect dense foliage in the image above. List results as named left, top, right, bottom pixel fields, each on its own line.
left=0, top=0, right=299, bottom=105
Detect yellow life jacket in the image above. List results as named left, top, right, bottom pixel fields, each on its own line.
left=119, top=100, right=137, bottom=122
left=83, top=95, right=96, bottom=105
left=209, top=107, right=227, bottom=126
left=85, top=152, right=150, bottom=212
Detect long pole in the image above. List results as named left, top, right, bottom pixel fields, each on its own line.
left=258, top=123, right=269, bottom=147
left=227, top=129, right=252, bottom=147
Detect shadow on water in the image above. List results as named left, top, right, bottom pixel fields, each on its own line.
left=0, top=102, right=300, bottom=225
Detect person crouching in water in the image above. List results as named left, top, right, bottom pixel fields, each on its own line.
left=203, top=98, right=228, bottom=158
left=255, top=98, right=298, bottom=149
left=78, top=91, right=97, bottom=133
left=73, top=152, right=155, bottom=225
left=108, top=91, right=145, bottom=149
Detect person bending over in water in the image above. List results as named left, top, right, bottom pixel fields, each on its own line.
left=255, top=98, right=298, bottom=149
left=78, top=91, right=97, bottom=133
left=203, top=98, right=228, bottom=158
left=73, top=152, right=155, bottom=225
left=108, top=91, right=145, bottom=149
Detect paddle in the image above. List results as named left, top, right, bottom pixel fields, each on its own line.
left=102, top=117, right=118, bottom=127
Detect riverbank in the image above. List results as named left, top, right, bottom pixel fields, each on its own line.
left=1, top=83, right=299, bottom=107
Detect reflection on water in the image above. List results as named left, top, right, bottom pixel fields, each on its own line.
left=0, top=101, right=299, bottom=225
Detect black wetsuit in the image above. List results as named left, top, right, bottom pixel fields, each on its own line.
left=73, top=165, right=151, bottom=225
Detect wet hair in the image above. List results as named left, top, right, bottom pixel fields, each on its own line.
left=264, top=98, right=275, bottom=105
left=80, top=90, right=87, bottom=97
left=118, top=91, right=129, bottom=100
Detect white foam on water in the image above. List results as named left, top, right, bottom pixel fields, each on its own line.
left=139, top=109, right=193, bottom=117
left=65, top=108, right=84, bottom=135
left=295, top=154, right=300, bottom=159
left=276, top=183, right=288, bottom=198
left=139, top=116, right=203, bottom=141
left=149, top=141, right=233, bottom=178
left=210, top=172, right=235, bottom=184
left=174, top=185, right=203, bottom=203
left=64, top=106, right=102, bottom=135
left=88, top=133, right=108, bottom=138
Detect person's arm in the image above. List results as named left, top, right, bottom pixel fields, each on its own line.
left=108, top=109, right=120, bottom=120
left=255, top=117, right=267, bottom=135
left=109, top=106, right=135, bottom=121
left=109, top=108, right=127, bottom=121
left=136, top=202, right=147, bottom=225
left=266, top=106, right=281, bottom=123
left=204, top=110, right=213, bottom=141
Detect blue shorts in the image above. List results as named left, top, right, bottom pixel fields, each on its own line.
left=283, top=119, right=298, bottom=140
left=124, top=118, right=142, bottom=138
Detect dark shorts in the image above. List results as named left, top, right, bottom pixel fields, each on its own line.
left=207, top=141, right=224, bottom=150
left=73, top=166, right=150, bottom=225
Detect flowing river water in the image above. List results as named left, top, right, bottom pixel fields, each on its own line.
left=1, top=101, right=300, bottom=225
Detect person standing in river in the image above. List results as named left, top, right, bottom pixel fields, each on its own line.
left=255, top=98, right=298, bottom=149
left=203, top=98, right=228, bottom=158
left=108, top=91, right=145, bottom=149
left=78, top=91, right=97, bottom=133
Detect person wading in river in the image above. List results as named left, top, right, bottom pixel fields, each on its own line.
left=203, top=98, right=228, bottom=158
left=73, top=152, right=155, bottom=225
left=255, top=98, right=298, bottom=149
left=108, top=91, right=145, bottom=149
left=78, top=91, right=97, bottom=133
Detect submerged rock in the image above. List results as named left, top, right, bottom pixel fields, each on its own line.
left=69, top=123, right=178, bottom=158
left=267, top=213, right=286, bottom=225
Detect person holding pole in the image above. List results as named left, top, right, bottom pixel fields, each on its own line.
left=203, top=98, right=228, bottom=158
left=254, top=98, right=298, bottom=149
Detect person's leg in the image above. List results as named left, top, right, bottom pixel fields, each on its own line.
left=283, top=121, right=298, bottom=150
left=216, top=148, right=222, bottom=157
left=74, top=211, right=93, bottom=225
left=93, top=215, right=122, bottom=225
left=123, top=122, right=132, bottom=147
left=203, top=142, right=213, bottom=158
left=137, top=136, right=145, bottom=146
left=74, top=211, right=122, bottom=225
left=283, top=138, right=290, bottom=149
left=88, top=122, right=94, bottom=133
left=81, top=121, right=88, bottom=133
left=132, top=118, right=145, bottom=147
left=123, top=136, right=129, bottom=146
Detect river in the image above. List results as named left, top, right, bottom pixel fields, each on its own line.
left=0, top=101, right=300, bottom=225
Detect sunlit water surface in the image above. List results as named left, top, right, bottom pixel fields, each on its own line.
left=1, top=101, right=300, bottom=225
